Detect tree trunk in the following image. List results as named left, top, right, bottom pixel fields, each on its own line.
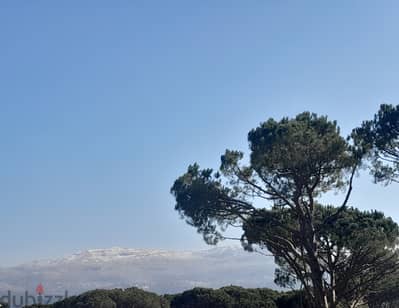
left=309, top=267, right=329, bottom=308
left=303, top=214, right=331, bottom=308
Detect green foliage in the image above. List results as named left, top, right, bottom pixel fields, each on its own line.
left=170, top=286, right=305, bottom=308
left=275, top=291, right=306, bottom=308
left=352, top=103, right=399, bottom=184
left=246, top=113, right=354, bottom=197
left=367, top=277, right=399, bottom=308
left=32, top=287, right=170, bottom=308
left=23, top=286, right=309, bottom=308
left=170, top=287, right=236, bottom=308
left=243, top=204, right=399, bottom=303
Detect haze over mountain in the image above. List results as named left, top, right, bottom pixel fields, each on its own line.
left=0, top=246, right=276, bottom=297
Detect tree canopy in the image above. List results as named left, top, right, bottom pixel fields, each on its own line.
left=169, top=286, right=280, bottom=308
left=25, top=286, right=307, bottom=308
left=36, top=287, right=170, bottom=308
left=171, top=112, right=399, bottom=308
left=352, top=103, right=399, bottom=184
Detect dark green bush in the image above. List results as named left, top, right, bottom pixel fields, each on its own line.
left=170, top=286, right=280, bottom=308
left=170, top=287, right=234, bottom=308
left=42, top=287, right=169, bottom=308
left=275, top=291, right=306, bottom=308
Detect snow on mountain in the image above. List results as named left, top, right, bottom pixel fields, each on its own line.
left=0, top=246, right=276, bottom=297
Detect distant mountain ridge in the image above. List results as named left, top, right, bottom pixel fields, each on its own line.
left=0, top=246, right=276, bottom=297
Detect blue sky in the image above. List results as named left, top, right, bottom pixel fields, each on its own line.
left=0, top=1, right=398, bottom=266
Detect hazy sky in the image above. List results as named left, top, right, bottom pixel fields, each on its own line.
left=1, top=1, right=398, bottom=266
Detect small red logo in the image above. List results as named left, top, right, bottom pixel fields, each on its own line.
left=36, top=283, right=44, bottom=295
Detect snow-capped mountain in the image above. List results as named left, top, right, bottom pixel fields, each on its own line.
left=0, top=246, right=276, bottom=297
